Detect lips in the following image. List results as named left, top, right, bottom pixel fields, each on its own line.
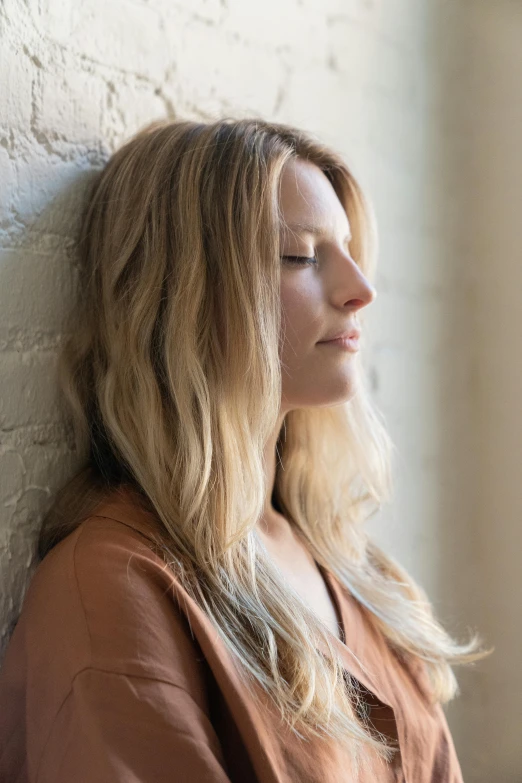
left=319, top=327, right=361, bottom=343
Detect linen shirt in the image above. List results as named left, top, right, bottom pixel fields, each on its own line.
left=0, top=486, right=464, bottom=782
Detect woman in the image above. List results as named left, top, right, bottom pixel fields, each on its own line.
left=0, top=117, right=492, bottom=782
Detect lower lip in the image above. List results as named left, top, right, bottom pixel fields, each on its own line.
left=318, top=336, right=360, bottom=351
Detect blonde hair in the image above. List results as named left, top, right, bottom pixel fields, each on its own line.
left=39, top=117, right=492, bottom=771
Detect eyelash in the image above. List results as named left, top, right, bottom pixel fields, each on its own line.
left=281, top=255, right=318, bottom=266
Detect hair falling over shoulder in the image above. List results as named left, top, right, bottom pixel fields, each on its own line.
left=39, top=116, right=493, bottom=768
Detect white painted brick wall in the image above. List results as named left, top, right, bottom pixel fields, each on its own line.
left=2, top=1, right=515, bottom=779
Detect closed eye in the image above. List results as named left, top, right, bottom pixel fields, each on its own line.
left=281, top=256, right=318, bottom=266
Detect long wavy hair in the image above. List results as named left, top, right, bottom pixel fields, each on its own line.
left=39, top=116, right=492, bottom=770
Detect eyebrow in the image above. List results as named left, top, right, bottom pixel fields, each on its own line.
left=283, top=221, right=352, bottom=243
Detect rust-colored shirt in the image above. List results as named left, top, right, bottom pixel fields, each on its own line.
left=0, top=486, right=464, bottom=782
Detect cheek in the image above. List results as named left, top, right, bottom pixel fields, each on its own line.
left=280, top=283, right=320, bottom=353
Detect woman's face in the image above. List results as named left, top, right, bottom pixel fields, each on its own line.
left=278, top=157, right=377, bottom=412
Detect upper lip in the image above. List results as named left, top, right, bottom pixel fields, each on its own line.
left=319, top=326, right=361, bottom=343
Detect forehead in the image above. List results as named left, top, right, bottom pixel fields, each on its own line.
left=278, top=157, right=350, bottom=237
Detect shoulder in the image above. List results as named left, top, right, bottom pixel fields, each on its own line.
left=0, top=515, right=240, bottom=783
left=19, top=514, right=208, bottom=698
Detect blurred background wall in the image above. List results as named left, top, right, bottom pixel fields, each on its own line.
left=0, top=1, right=520, bottom=780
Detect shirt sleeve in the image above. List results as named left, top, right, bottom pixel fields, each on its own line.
left=36, top=667, right=233, bottom=783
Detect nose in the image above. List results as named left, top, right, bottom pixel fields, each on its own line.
left=347, top=281, right=377, bottom=310
left=338, top=258, right=377, bottom=311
